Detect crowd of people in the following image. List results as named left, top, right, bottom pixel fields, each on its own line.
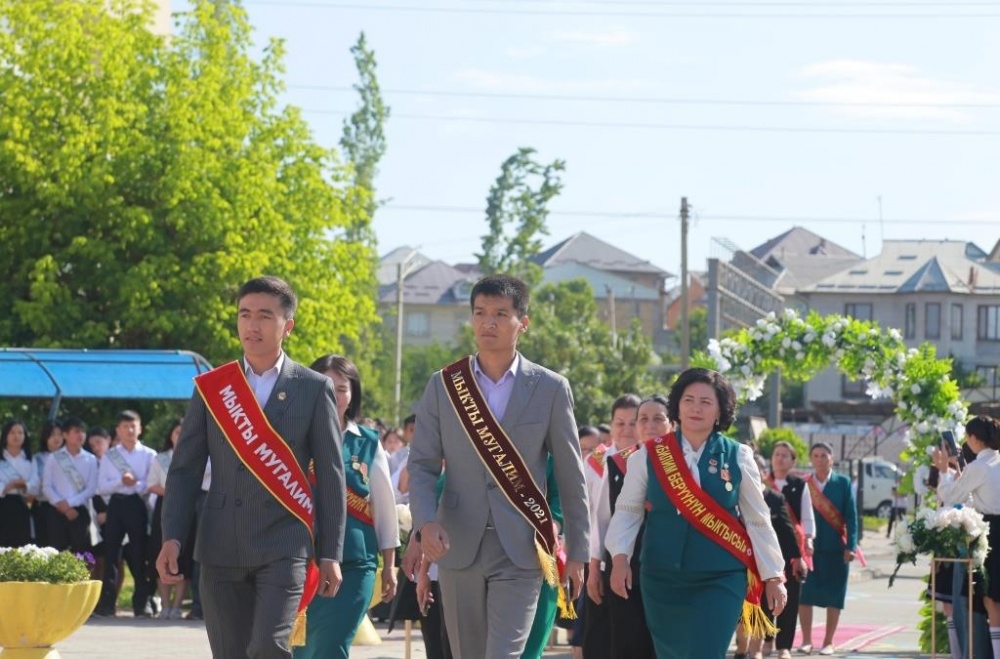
left=10, top=271, right=996, bottom=659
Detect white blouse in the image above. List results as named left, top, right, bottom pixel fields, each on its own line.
left=604, top=438, right=785, bottom=580
left=0, top=450, right=39, bottom=498
left=937, top=448, right=1000, bottom=515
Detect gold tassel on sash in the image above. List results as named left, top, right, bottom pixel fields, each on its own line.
left=289, top=610, right=307, bottom=647
left=536, top=538, right=577, bottom=620
left=741, top=570, right=779, bottom=640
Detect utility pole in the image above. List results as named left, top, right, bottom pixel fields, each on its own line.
left=606, top=285, right=617, bottom=346
left=394, top=250, right=419, bottom=426
left=680, top=197, right=690, bottom=369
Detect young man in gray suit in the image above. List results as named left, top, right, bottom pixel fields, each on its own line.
left=157, top=276, right=347, bottom=659
left=407, top=273, right=589, bottom=658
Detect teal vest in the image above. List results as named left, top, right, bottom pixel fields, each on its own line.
left=641, top=433, right=745, bottom=573
left=342, top=425, right=380, bottom=569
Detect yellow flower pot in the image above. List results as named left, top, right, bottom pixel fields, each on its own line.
left=0, top=580, right=101, bottom=658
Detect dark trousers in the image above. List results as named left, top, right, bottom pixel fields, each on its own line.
left=765, top=566, right=802, bottom=650
left=0, top=495, right=32, bottom=547
left=99, top=494, right=152, bottom=615
left=45, top=504, right=92, bottom=554
left=582, top=570, right=611, bottom=658
left=421, top=580, right=453, bottom=659
left=201, top=557, right=306, bottom=659
left=607, top=563, right=656, bottom=658
left=32, top=501, right=53, bottom=546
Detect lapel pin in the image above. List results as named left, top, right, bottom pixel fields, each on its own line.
left=277, top=391, right=287, bottom=401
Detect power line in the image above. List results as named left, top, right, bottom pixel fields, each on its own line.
left=301, top=110, right=1000, bottom=136
left=290, top=84, right=1000, bottom=110
left=381, top=203, right=1000, bottom=225
left=244, top=1, right=1000, bottom=18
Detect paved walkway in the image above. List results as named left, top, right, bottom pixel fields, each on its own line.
left=34, top=525, right=936, bottom=658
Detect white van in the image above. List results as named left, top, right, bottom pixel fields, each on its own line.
left=859, top=457, right=903, bottom=518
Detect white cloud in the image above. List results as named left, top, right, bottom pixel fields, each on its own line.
left=547, top=26, right=638, bottom=47
left=452, top=68, right=649, bottom=94
left=793, top=59, right=1000, bottom=123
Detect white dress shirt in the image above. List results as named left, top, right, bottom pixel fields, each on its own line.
left=245, top=351, right=285, bottom=406
left=98, top=442, right=157, bottom=496
left=937, top=448, right=1000, bottom=515
left=42, top=447, right=98, bottom=508
left=0, top=450, right=39, bottom=498
left=605, top=438, right=785, bottom=580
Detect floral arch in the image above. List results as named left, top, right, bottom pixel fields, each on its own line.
left=700, top=309, right=967, bottom=477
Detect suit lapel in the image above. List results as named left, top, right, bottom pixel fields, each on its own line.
left=263, top=358, right=298, bottom=424
left=501, top=355, right=540, bottom=426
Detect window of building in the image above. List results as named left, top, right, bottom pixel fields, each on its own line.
left=925, top=303, right=941, bottom=339
left=844, top=303, right=873, bottom=321
left=904, top=303, right=916, bottom=339
left=951, top=304, right=963, bottom=341
left=405, top=311, right=430, bottom=337
left=978, top=305, right=1000, bottom=341
left=842, top=375, right=867, bottom=398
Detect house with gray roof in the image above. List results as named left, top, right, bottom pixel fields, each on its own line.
left=533, top=231, right=673, bottom=294
left=378, top=256, right=478, bottom=347
left=749, top=226, right=863, bottom=296
left=800, top=239, right=1000, bottom=411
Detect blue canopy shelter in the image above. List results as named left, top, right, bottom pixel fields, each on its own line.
left=0, top=348, right=213, bottom=418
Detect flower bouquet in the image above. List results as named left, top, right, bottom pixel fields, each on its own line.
left=890, top=505, right=990, bottom=587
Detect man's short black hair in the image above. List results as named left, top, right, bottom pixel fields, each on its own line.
left=237, top=276, right=298, bottom=319
left=403, top=414, right=416, bottom=428
left=117, top=409, right=141, bottom=424
left=470, top=274, right=530, bottom=316
left=62, top=417, right=87, bottom=432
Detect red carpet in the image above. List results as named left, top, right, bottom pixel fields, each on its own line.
left=793, top=623, right=907, bottom=651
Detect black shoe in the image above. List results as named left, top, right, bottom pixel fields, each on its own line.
left=91, top=608, right=116, bottom=618
left=134, top=607, right=154, bottom=618
left=185, top=611, right=203, bottom=621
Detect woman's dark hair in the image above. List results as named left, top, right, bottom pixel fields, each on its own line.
left=611, top=393, right=642, bottom=417
left=38, top=419, right=62, bottom=453
left=161, top=418, right=184, bottom=452
left=578, top=425, right=601, bottom=440
left=667, top=368, right=737, bottom=431
left=1, top=419, right=31, bottom=461
left=966, top=415, right=1000, bottom=451
left=309, top=354, right=362, bottom=423
left=639, top=394, right=671, bottom=413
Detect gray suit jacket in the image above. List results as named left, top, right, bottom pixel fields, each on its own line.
left=409, top=354, right=589, bottom=569
left=162, top=357, right=347, bottom=566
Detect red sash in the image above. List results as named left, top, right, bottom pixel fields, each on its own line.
left=441, top=356, right=575, bottom=619
left=647, top=433, right=777, bottom=638
left=611, top=444, right=639, bottom=474
left=806, top=475, right=867, bottom=567
left=587, top=445, right=606, bottom=478
left=765, top=475, right=813, bottom=572
left=195, top=361, right=319, bottom=647
left=346, top=487, right=374, bottom=526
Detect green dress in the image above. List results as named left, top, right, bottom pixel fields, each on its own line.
left=521, top=457, right=563, bottom=659
left=294, top=426, right=381, bottom=659
left=799, top=472, right=857, bottom=610
left=641, top=432, right=747, bottom=659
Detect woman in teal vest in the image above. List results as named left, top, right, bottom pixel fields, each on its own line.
left=606, top=368, right=787, bottom=659
left=296, top=355, right=399, bottom=659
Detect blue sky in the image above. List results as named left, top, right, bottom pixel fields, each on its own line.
left=181, top=1, right=998, bottom=277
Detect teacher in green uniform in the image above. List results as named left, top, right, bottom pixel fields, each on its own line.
left=607, top=368, right=787, bottom=659
left=295, top=355, right=399, bottom=659
left=797, top=442, right=858, bottom=656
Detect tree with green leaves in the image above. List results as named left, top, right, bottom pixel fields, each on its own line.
left=477, top=147, right=564, bottom=288
left=0, top=0, right=378, bottom=381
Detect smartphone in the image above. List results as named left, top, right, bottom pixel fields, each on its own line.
left=940, top=430, right=967, bottom=469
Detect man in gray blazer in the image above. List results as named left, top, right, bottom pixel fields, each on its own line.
left=158, top=276, right=346, bottom=659
left=408, top=273, right=589, bottom=658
